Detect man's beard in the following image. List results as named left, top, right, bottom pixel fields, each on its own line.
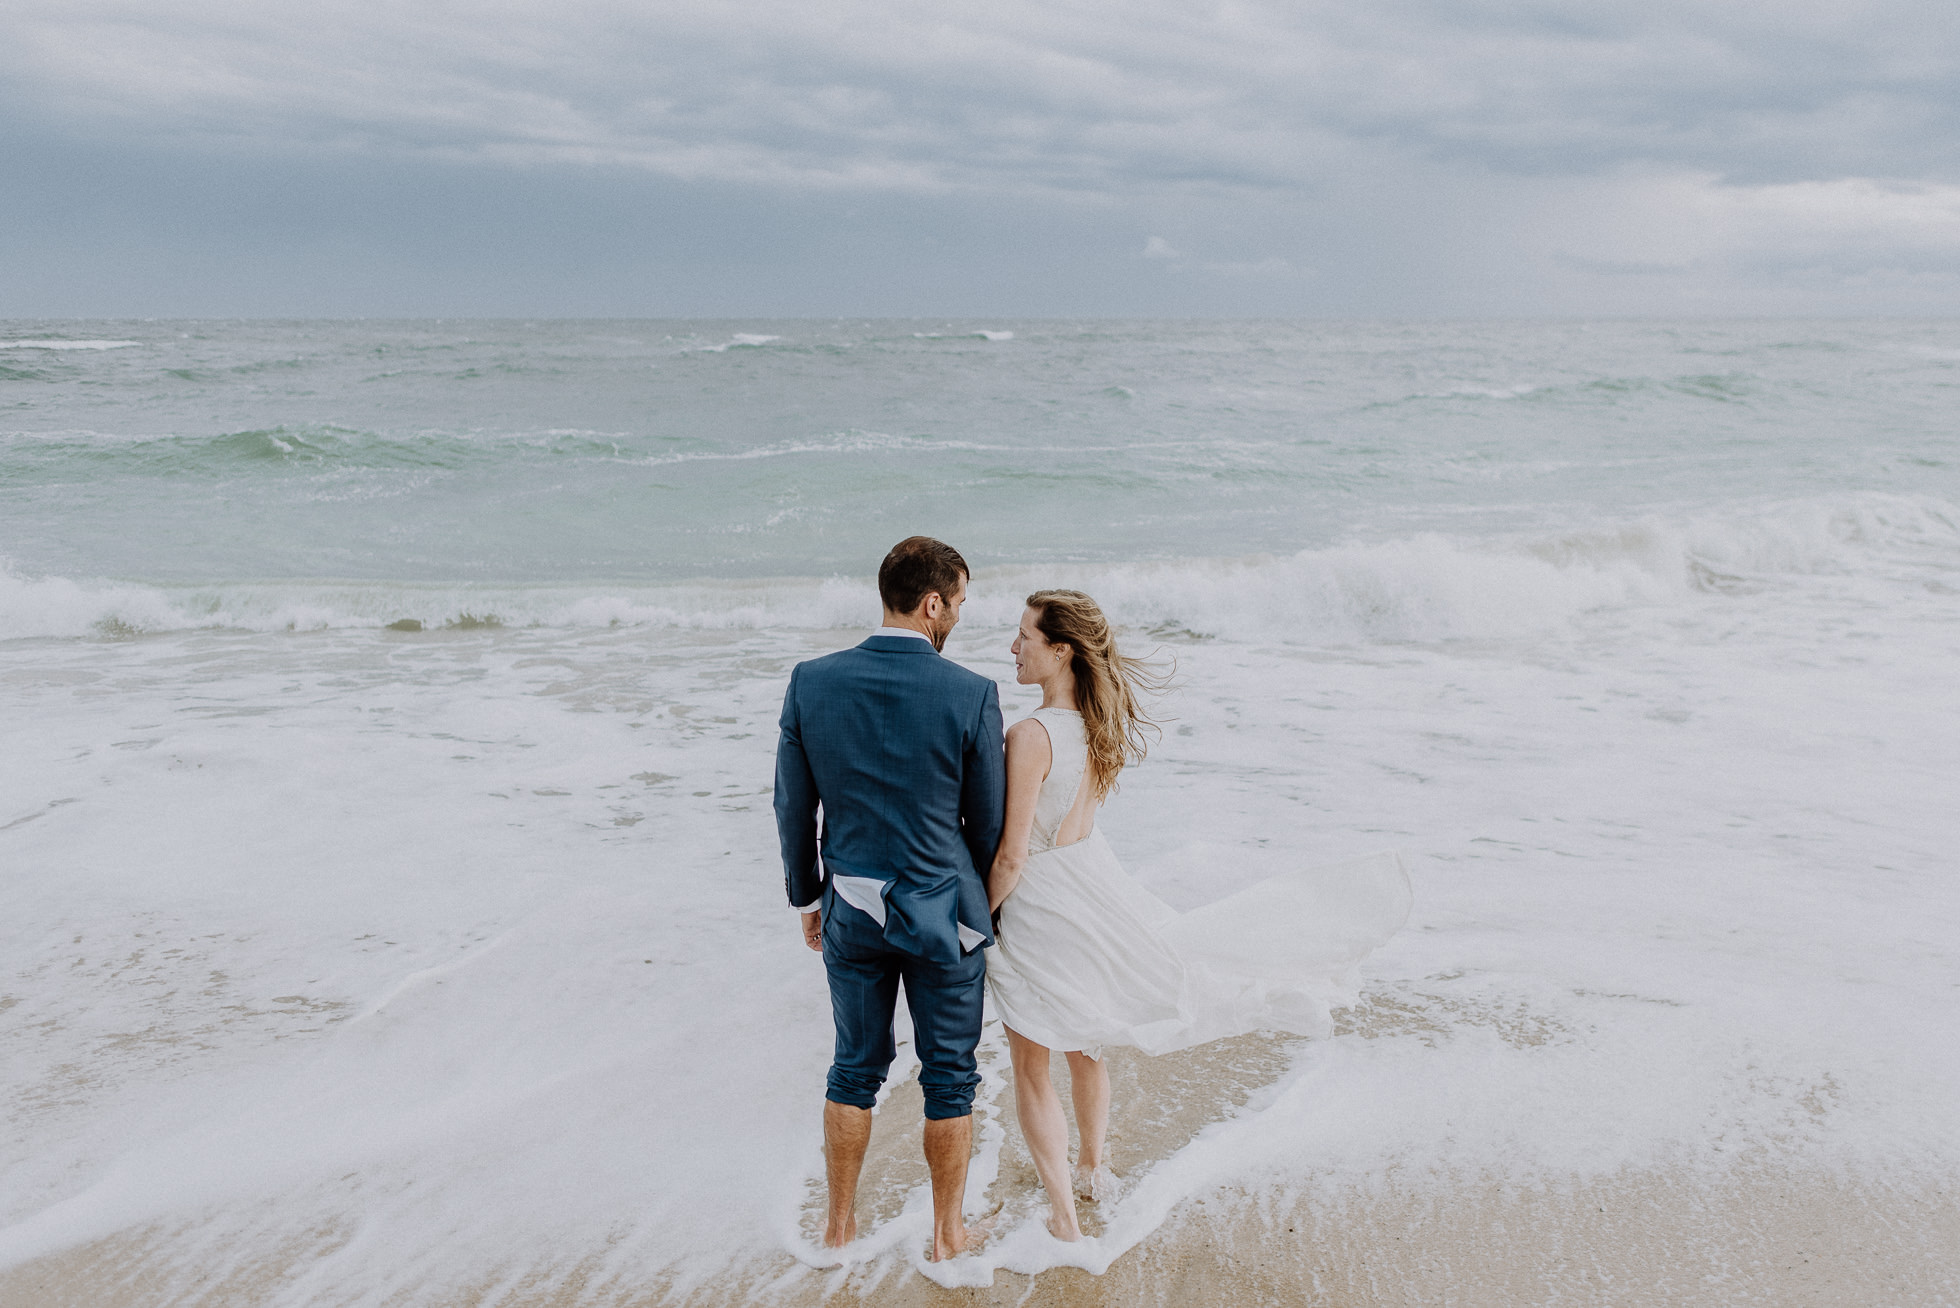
left=928, top=615, right=953, bottom=651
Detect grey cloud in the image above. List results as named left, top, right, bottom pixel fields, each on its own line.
left=10, top=0, right=1959, bottom=195
left=5, top=0, right=1959, bottom=316
left=1556, top=255, right=1698, bottom=277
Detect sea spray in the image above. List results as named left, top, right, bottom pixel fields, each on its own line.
left=6, top=491, right=1952, bottom=643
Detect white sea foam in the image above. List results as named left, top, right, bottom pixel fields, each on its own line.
left=3, top=501, right=1955, bottom=1295
left=689, top=333, right=783, bottom=353
left=634, top=430, right=1001, bottom=467
left=0, top=570, right=884, bottom=640
left=0, top=568, right=193, bottom=640
left=0, top=339, right=140, bottom=350
left=4, top=493, right=1949, bottom=644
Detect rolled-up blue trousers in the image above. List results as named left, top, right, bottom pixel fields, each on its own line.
left=822, top=909, right=985, bottom=1121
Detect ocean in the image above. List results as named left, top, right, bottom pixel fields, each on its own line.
left=3, top=319, right=1957, bottom=1296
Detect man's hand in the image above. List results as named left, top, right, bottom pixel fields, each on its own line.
left=801, top=909, right=823, bottom=952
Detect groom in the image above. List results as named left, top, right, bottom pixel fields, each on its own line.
left=774, top=536, right=1005, bottom=1260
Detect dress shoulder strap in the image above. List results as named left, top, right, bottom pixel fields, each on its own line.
left=1028, top=708, right=1088, bottom=763
left=1029, top=705, right=1082, bottom=733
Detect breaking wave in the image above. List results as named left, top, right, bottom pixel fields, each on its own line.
left=3, top=493, right=1951, bottom=644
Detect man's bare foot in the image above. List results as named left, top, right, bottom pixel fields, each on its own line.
left=926, top=1207, right=1000, bottom=1261
left=822, top=1213, right=857, bottom=1249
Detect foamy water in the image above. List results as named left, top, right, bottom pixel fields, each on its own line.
left=2, top=319, right=1957, bottom=1298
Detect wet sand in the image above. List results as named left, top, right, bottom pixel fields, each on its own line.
left=4, top=1025, right=1954, bottom=1307
left=5, top=1163, right=1952, bottom=1307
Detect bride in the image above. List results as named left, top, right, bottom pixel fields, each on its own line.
left=986, top=589, right=1410, bottom=1242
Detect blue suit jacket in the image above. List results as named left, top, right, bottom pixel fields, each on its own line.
left=774, top=635, right=1006, bottom=962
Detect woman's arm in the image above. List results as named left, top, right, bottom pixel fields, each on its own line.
left=988, top=718, right=1052, bottom=912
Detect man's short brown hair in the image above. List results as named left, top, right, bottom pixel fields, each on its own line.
left=878, top=537, right=970, bottom=616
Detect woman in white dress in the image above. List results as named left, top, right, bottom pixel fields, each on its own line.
left=986, top=589, right=1411, bottom=1243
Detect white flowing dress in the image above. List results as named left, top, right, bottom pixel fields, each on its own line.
left=985, top=707, right=1411, bottom=1058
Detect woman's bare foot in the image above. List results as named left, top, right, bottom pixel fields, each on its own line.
left=1045, top=1206, right=1083, bottom=1242
left=1072, top=1164, right=1120, bottom=1205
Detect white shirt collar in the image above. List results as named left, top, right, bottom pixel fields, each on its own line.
left=872, top=626, right=936, bottom=644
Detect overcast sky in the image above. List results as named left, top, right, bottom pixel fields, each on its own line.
left=4, top=0, right=1959, bottom=317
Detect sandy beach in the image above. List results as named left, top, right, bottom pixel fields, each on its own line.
left=5, top=1025, right=1954, bottom=1307
left=6, top=1137, right=1951, bottom=1307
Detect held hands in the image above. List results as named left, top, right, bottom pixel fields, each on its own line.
left=801, top=909, right=823, bottom=952
left=988, top=856, right=1025, bottom=913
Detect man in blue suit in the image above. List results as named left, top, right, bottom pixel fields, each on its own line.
left=775, top=536, right=1006, bottom=1261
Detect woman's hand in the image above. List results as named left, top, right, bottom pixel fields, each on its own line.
left=988, top=854, right=1025, bottom=912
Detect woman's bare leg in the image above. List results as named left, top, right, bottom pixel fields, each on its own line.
left=1063, top=1049, right=1110, bottom=1173
left=1006, top=1026, right=1082, bottom=1241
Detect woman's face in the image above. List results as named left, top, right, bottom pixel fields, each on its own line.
left=1011, top=607, right=1067, bottom=686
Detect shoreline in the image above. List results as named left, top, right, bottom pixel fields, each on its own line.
left=4, top=1162, right=1952, bottom=1307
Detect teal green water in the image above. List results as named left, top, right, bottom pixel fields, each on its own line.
left=4, top=320, right=1955, bottom=598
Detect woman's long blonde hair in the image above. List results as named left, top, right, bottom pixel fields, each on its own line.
left=1026, top=589, right=1171, bottom=799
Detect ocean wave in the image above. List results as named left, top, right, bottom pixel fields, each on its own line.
left=0, top=573, right=883, bottom=642
left=0, top=424, right=642, bottom=472
left=1363, top=371, right=1762, bottom=414
left=1067, top=493, right=1959, bottom=643
left=686, top=333, right=782, bottom=353
left=4, top=493, right=1951, bottom=644
left=0, top=424, right=1298, bottom=472
left=0, top=339, right=141, bottom=350
left=632, top=430, right=1002, bottom=466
